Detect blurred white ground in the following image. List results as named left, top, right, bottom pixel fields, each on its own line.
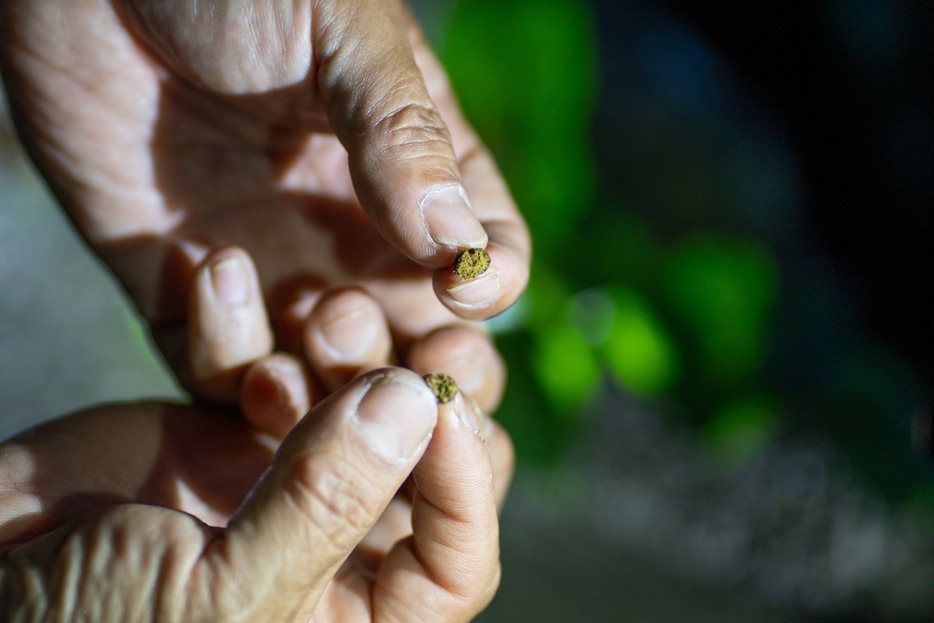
left=0, top=99, right=180, bottom=438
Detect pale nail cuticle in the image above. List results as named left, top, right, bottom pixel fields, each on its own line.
left=318, top=306, right=377, bottom=361
left=420, top=184, right=488, bottom=248
left=469, top=392, right=495, bottom=440
left=210, top=256, right=250, bottom=306
left=446, top=270, right=501, bottom=308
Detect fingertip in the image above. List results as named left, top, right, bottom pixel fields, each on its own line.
left=196, top=246, right=260, bottom=304
left=354, top=368, right=439, bottom=463
left=241, top=354, right=314, bottom=439
left=407, top=325, right=506, bottom=413
left=304, top=287, right=393, bottom=390
left=447, top=389, right=487, bottom=440
left=188, top=246, right=273, bottom=402
left=432, top=242, right=529, bottom=321
left=355, top=174, right=490, bottom=270
left=412, top=376, right=496, bottom=522
left=219, top=367, right=439, bottom=613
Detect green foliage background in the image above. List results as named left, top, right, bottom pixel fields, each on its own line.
left=437, top=0, right=933, bottom=512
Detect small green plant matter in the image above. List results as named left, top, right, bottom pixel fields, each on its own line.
left=453, top=248, right=491, bottom=280
left=424, top=373, right=459, bottom=404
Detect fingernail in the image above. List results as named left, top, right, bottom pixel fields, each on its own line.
left=446, top=270, right=500, bottom=308
left=317, top=302, right=378, bottom=362
left=420, top=185, right=488, bottom=248
left=451, top=391, right=484, bottom=437
left=210, top=256, right=250, bottom=306
left=261, top=359, right=307, bottom=407
left=355, top=373, right=437, bottom=461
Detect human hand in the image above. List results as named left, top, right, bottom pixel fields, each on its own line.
left=176, top=241, right=516, bottom=536
left=183, top=243, right=507, bottom=421
left=0, top=0, right=531, bottom=395
left=0, top=241, right=514, bottom=621
left=0, top=363, right=511, bottom=621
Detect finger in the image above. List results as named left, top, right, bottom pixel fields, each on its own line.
left=406, top=325, right=506, bottom=413
left=355, top=391, right=514, bottom=568
left=432, top=174, right=532, bottom=321
left=304, top=287, right=393, bottom=392
left=375, top=389, right=502, bottom=622
left=398, top=391, right=514, bottom=512
left=315, top=0, right=488, bottom=269
left=407, top=24, right=533, bottom=320
left=351, top=496, right=413, bottom=574
left=240, top=353, right=316, bottom=440
left=0, top=403, right=274, bottom=544
left=210, top=368, right=438, bottom=620
left=187, top=246, right=273, bottom=402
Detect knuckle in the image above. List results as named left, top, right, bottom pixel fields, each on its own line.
left=284, top=452, right=380, bottom=554
left=374, top=99, right=454, bottom=158
left=0, top=507, right=215, bottom=621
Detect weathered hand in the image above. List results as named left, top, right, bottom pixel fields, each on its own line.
left=183, top=245, right=508, bottom=426
left=0, top=366, right=511, bottom=622
left=0, top=0, right=531, bottom=397
left=0, top=243, right=515, bottom=622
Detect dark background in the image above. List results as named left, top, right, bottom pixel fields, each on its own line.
left=656, top=0, right=934, bottom=386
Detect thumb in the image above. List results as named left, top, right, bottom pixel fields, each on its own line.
left=315, top=0, right=488, bottom=267
left=207, top=368, right=438, bottom=619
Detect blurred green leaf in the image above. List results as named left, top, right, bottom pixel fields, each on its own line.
left=523, top=262, right=573, bottom=331
left=495, top=331, right=581, bottom=465
left=585, top=209, right=662, bottom=288
left=661, top=236, right=778, bottom=387
left=599, top=286, right=680, bottom=397
left=567, top=288, right=616, bottom=345
left=442, top=0, right=601, bottom=465
left=531, top=322, right=602, bottom=417
left=444, top=0, right=597, bottom=248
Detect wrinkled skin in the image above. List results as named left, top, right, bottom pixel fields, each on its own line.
left=0, top=370, right=514, bottom=622
left=0, top=0, right=531, bottom=400
left=0, top=2, right=528, bottom=618
left=0, top=252, right=515, bottom=621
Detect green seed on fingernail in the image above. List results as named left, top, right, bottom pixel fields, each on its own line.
left=453, top=248, right=491, bottom=280
left=424, top=373, right=459, bottom=404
